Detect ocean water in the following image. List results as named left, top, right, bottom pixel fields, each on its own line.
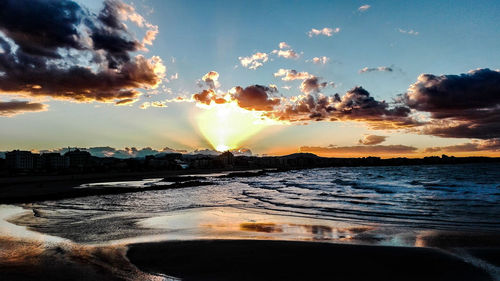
left=8, top=163, right=500, bottom=246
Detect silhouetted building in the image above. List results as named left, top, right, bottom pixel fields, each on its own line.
left=6, top=150, right=37, bottom=170
left=64, top=149, right=91, bottom=168
left=218, top=151, right=235, bottom=167
left=42, top=153, right=69, bottom=169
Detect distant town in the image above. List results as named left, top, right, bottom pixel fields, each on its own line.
left=1, top=148, right=499, bottom=177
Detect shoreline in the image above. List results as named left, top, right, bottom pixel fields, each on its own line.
left=1, top=205, right=499, bottom=281
left=0, top=168, right=268, bottom=204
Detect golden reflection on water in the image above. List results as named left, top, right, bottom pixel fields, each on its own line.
left=137, top=207, right=378, bottom=243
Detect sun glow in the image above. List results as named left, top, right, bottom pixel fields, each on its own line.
left=196, top=101, right=275, bottom=152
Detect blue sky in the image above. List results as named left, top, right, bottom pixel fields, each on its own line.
left=1, top=0, right=499, bottom=156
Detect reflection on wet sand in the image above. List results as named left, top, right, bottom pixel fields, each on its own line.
left=238, top=222, right=377, bottom=241
left=240, top=222, right=282, bottom=233
left=135, top=207, right=384, bottom=244
left=0, top=205, right=166, bottom=281
left=0, top=236, right=169, bottom=281
left=3, top=204, right=500, bottom=281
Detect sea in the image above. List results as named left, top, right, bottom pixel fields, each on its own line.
left=5, top=163, right=499, bottom=247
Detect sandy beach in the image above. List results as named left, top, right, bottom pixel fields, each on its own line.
left=1, top=236, right=497, bottom=281
left=127, top=240, right=496, bottom=281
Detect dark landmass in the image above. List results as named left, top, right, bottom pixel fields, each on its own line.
left=127, top=240, right=494, bottom=281
left=0, top=175, right=213, bottom=204
left=216, top=169, right=270, bottom=178
left=2, top=149, right=500, bottom=179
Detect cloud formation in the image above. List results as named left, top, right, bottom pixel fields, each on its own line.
left=403, top=68, right=500, bottom=139
left=185, top=72, right=416, bottom=130
left=0, top=100, right=47, bottom=116
left=359, top=66, right=393, bottom=73
left=201, top=71, right=220, bottom=89
left=358, top=5, right=371, bottom=12
left=278, top=42, right=290, bottom=49
left=140, top=100, right=168, bottom=109
left=300, top=144, right=417, bottom=156
left=271, top=42, right=300, bottom=59
left=308, top=27, right=340, bottom=37
left=272, top=49, right=300, bottom=59
left=115, top=98, right=137, bottom=106
left=41, top=146, right=187, bottom=159
left=190, top=72, right=280, bottom=111
left=300, top=77, right=327, bottom=94
left=238, top=52, right=269, bottom=70
left=423, top=139, right=500, bottom=153
left=274, top=69, right=313, bottom=81
left=398, top=28, right=419, bottom=35
left=0, top=0, right=165, bottom=106
left=169, top=68, right=500, bottom=145
left=358, top=135, right=387, bottom=145
left=231, top=85, right=280, bottom=111
left=308, top=56, right=330, bottom=64
left=268, top=87, right=416, bottom=128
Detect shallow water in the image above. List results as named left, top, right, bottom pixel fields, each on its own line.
left=7, top=163, right=500, bottom=246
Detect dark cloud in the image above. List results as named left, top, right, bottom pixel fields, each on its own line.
left=0, top=0, right=84, bottom=58
left=358, top=135, right=387, bottom=145
left=115, top=98, right=137, bottom=105
left=192, top=89, right=226, bottom=105
left=404, top=68, right=500, bottom=139
left=300, top=76, right=327, bottom=94
left=190, top=72, right=279, bottom=110
left=0, top=0, right=164, bottom=106
left=269, top=86, right=417, bottom=128
left=0, top=100, right=47, bottom=116
left=423, top=139, right=500, bottom=153
left=193, top=89, right=214, bottom=105
left=232, top=85, right=280, bottom=111
left=300, top=144, right=418, bottom=156
left=359, top=66, right=393, bottom=73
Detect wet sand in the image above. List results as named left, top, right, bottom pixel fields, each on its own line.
left=127, top=240, right=495, bottom=281
left=0, top=205, right=161, bottom=281
left=0, top=236, right=168, bottom=281
left=1, top=204, right=499, bottom=281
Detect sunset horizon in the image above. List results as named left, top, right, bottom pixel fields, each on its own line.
left=1, top=0, right=499, bottom=158
left=0, top=1, right=499, bottom=281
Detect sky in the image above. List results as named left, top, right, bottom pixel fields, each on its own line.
left=0, top=0, right=499, bottom=158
